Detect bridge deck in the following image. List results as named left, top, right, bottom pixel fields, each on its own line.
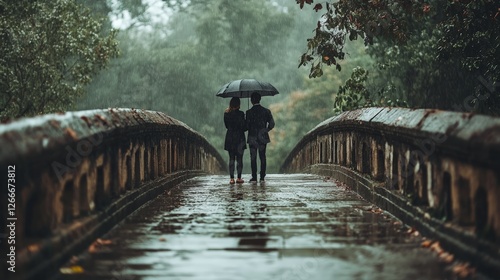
left=53, top=174, right=456, bottom=280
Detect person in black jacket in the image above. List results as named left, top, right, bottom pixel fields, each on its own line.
left=246, top=92, right=275, bottom=183
left=224, top=97, right=247, bottom=184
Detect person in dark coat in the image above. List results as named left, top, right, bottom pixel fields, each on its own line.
left=224, top=97, right=246, bottom=184
left=246, top=92, right=275, bottom=183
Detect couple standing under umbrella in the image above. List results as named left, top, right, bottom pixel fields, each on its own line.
left=223, top=92, right=275, bottom=184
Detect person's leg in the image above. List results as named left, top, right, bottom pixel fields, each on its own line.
left=249, top=145, right=258, bottom=181
left=236, top=150, right=244, bottom=179
left=258, top=144, right=267, bottom=181
left=228, top=151, right=236, bottom=179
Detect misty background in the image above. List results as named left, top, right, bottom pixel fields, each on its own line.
left=76, top=0, right=372, bottom=173
left=4, top=0, right=497, bottom=173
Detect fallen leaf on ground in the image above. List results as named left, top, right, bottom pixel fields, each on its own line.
left=27, top=244, right=40, bottom=253
left=439, top=252, right=454, bottom=264
left=430, top=241, right=444, bottom=255
left=452, top=262, right=475, bottom=278
left=371, top=208, right=383, bottom=214
left=60, top=265, right=84, bottom=274
left=88, top=242, right=99, bottom=253
left=88, top=238, right=112, bottom=253
left=421, top=240, right=433, bottom=248
left=97, top=238, right=113, bottom=245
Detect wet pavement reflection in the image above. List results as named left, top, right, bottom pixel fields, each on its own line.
left=53, top=174, right=474, bottom=280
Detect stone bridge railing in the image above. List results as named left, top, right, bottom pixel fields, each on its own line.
left=280, top=107, right=500, bottom=276
left=0, top=108, right=225, bottom=279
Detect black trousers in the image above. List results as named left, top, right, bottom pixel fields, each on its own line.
left=250, top=143, right=266, bottom=180
left=228, top=150, right=243, bottom=179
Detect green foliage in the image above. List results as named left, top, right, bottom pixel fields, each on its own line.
left=0, top=0, right=119, bottom=121
left=297, top=0, right=425, bottom=78
left=332, top=67, right=408, bottom=113
left=334, top=67, right=369, bottom=113
left=367, top=27, right=471, bottom=111
left=296, top=0, right=500, bottom=115
left=438, top=0, right=500, bottom=114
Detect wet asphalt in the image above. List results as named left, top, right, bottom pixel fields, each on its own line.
left=53, top=174, right=480, bottom=280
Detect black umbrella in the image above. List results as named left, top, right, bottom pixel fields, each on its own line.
left=216, top=79, right=279, bottom=98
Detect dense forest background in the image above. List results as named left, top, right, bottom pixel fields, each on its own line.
left=1, top=0, right=499, bottom=173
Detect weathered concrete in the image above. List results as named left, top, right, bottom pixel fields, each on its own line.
left=0, top=109, right=225, bottom=280
left=280, top=107, right=500, bottom=278
left=52, top=174, right=487, bottom=280
left=16, top=171, right=203, bottom=280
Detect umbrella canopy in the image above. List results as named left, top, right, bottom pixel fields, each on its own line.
left=216, top=79, right=279, bottom=98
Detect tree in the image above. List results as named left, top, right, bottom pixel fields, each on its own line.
left=296, top=0, right=427, bottom=78
left=437, top=0, right=500, bottom=114
left=295, top=0, right=500, bottom=115
left=0, top=0, right=119, bottom=121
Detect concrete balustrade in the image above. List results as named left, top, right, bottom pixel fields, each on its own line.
left=281, top=107, right=500, bottom=274
left=0, top=108, right=225, bottom=277
left=0, top=109, right=224, bottom=240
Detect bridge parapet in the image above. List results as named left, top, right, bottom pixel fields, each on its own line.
left=281, top=107, right=500, bottom=275
left=0, top=108, right=224, bottom=247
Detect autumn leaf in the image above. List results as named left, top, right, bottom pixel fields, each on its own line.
left=439, top=252, right=454, bottom=264
left=88, top=238, right=113, bottom=253
left=60, top=265, right=84, bottom=274
left=88, top=242, right=99, bottom=253
left=314, top=4, right=323, bottom=12
left=297, top=0, right=305, bottom=9
left=27, top=244, right=41, bottom=253
left=430, top=241, right=443, bottom=255
left=421, top=240, right=433, bottom=248
left=452, top=262, right=475, bottom=278
left=97, top=238, right=113, bottom=245
left=423, top=4, right=430, bottom=13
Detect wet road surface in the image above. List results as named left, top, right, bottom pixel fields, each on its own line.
left=54, top=174, right=464, bottom=280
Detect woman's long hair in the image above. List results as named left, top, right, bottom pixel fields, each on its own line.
left=225, top=97, right=240, bottom=113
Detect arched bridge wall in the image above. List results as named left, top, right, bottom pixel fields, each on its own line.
left=281, top=107, right=500, bottom=246
left=0, top=108, right=225, bottom=246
